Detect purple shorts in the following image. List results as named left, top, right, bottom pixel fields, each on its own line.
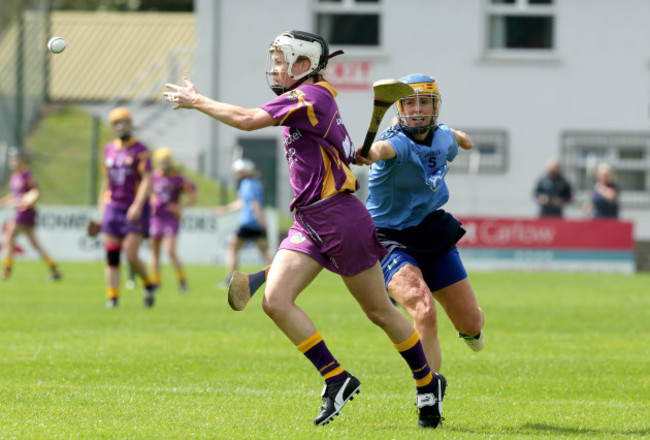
left=101, top=203, right=150, bottom=239
left=280, top=192, right=387, bottom=276
left=150, top=215, right=180, bottom=238
left=15, top=208, right=37, bottom=228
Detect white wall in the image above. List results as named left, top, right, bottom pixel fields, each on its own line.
left=195, top=0, right=650, bottom=238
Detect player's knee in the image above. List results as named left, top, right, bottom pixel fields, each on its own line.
left=106, top=244, right=121, bottom=267
left=261, top=292, right=291, bottom=320
left=363, top=307, right=392, bottom=329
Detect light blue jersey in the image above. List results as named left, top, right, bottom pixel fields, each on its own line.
left=238, top=177, right=265, bottom=230
left=367, top=124, right=458, bottom=229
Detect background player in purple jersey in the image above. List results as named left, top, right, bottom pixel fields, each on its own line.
left=0, top=149, right=61, bottom=281
left=98, top=107, right=157, bottom=308
left=214, top=158, right=272, bottom=287
left=149, top=147, right=197, bottom=293
left=164, top=30, right=445, bottom=428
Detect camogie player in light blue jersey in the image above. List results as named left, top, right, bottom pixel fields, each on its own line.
left=214, top=158, right=272, bottom=287
left=357, top=73, right=485, bottom=373
left=165, top=33, right=445, bottom=428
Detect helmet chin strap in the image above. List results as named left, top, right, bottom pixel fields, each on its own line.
left=274, top=50, right=345, bottom=96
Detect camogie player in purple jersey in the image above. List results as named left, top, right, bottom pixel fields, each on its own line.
left=0, top=149, right=61, bottom=281
left=149, top=147, right=197, bottom=293
left=164, top=30, right=445, bottom=428
left=98, top=108, right=157, bottom=308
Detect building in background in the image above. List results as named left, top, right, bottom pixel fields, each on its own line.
left=191, top=0, right=650, bottom=244
left=14, top=0, right=650, bottom=246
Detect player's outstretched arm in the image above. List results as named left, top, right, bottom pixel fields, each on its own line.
left=355, top=140, right=396, bottom=165
left=164, top=77, right=277, bottom=131
left=451, top=128, right=474, bottom=150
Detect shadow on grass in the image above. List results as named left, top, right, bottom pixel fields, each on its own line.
left=448, top=422, right=649, bottom=437
left=521, top=422, right=649, bottom=437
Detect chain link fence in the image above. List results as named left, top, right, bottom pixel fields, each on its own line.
left=0, top=0, right=49, bottom=183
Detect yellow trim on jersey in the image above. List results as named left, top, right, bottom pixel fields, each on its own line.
left=278, top=93, right=318, bottom=127
left=393, top=329, right=421, bottom=352
left=296, top=332, right=323, bottom=353
left=319, top=145, right=357, bottom=200
left=322, top=110, right=338, bottom=140
left=314, top=81, right=338, bottom=98
left=114, top=136, right=138, bottom=150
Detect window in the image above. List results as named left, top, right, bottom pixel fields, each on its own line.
left=314, top=0, right=381, bottom=48
left=485, top=0, right=555, bottom=53
left=448, top=130, right=508, bottom=174
left=562, top=132, right=650, bottom=207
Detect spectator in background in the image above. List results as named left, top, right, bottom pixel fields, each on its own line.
left=0, top=149, right=61, bottom=281
left=584, top=163, right=619, bottom=219
left=215, top=158, right=272, bottom=287
left=533, top=157, right=573, bottom=217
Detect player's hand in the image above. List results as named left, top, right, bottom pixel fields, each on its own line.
left=167, top=202, right=182, bottom=217
left=127, top=204, right=142, bottom=221
left=87, top=220, right=101, bottom=238
left=354, top=147, right=374, bottom=166
left=163, top=76, right=199, bottom=110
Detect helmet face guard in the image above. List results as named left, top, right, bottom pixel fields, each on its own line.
left=395, top=75, right=441, bottom=136
left=266, top=30, right=341, bottom=96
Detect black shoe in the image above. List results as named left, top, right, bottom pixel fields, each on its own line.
left=143, top=284, right=158, bottom=308
left=49, top=270, right=62, bottom=281
left=314, top=372, right=361, bottom=426
left=417, top=373, right=447, bottom=428
left=106, top=297, right=118, bottom=309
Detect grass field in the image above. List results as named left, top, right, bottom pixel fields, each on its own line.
left=1, top=262, right=649, bottom=439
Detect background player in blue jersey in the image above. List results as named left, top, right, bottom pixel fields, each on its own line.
left=355, top=73, right=485, bottom=373
left=214, top=158, right=272, bottom=286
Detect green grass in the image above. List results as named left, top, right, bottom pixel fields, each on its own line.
left=4, top=104, right=229, bottom=207
left=1, top=264, right=649, bottom=439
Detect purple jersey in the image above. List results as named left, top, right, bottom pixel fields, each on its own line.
left=103, top=137, right=152, bottom=210
left=260, top=82, right=358, bottom=211
left=151, top=170, right=195, bottom=219
left=10, top=168, right=38, bottom=224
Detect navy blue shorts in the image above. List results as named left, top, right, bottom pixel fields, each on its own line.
left=236, top=226, right=267, bottom=240
left=381, top=246, right=467, bottom=293
left=377, top=209, right=467, bottom=292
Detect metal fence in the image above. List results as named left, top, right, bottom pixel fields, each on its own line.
left=0, top=0, right=48, bottom=183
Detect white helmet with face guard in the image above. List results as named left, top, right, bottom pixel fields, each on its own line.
left=266, top=30, right=342, bottom=96
left=395, top=73, right=441, bottom=136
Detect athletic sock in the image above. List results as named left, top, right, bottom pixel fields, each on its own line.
left=394, top=330, right=436, bottom=394
left=3, top=257, right=12, bottom=271
left=176, top=271, right=185, bottom=283
left=107, top=287, right=119, bottom=299
left=151, top=272, right=161, bottom=285
left=297, top=332, right=347, bottom=384
left=460, top=331, right=482, bottom=340
left=248, top=269, right=268, bottom=295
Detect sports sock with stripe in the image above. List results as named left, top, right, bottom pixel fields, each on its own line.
left=297, top=332, right=347, bottom=384
left=394, top=330, right=436, bottom=394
